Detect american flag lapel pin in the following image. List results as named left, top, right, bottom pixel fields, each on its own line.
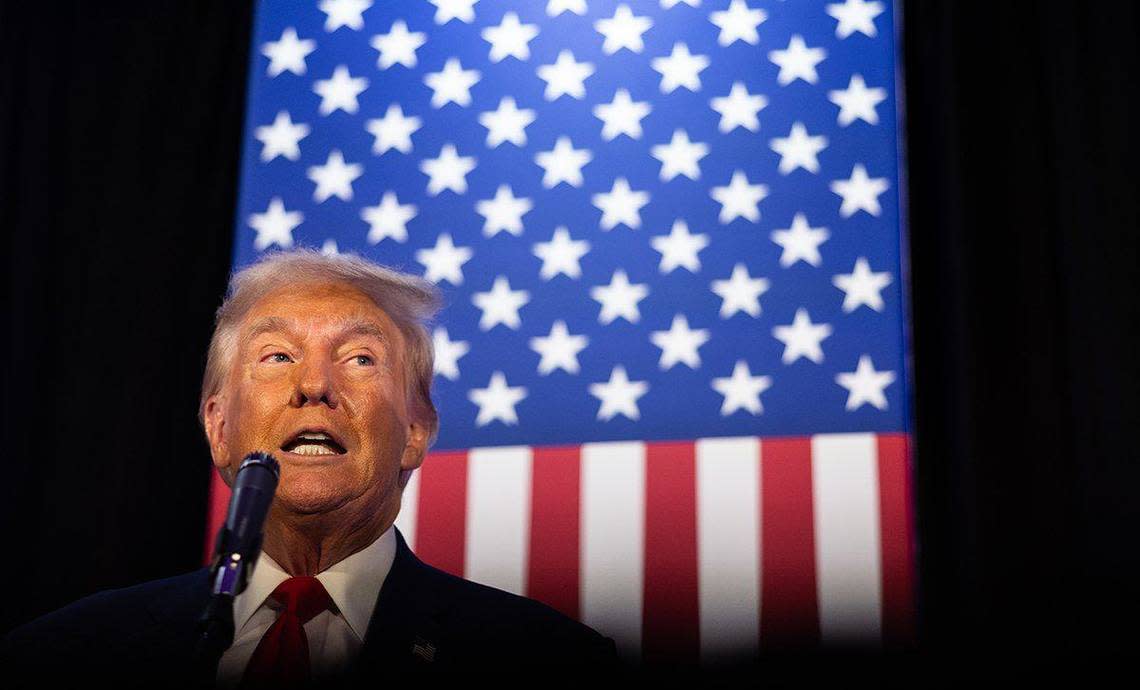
left=411, top=636, right=436, bottom=663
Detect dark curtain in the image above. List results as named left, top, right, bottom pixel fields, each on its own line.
left=1, top=0, right=1135, bottom=664
left=1, top=2, right=252, bottom=634
left=904, top=1, right=1139, bottom=658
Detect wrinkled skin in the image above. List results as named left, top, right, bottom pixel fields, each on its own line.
left=202, top=281, right=429, bottom=575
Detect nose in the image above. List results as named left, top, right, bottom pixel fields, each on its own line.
left=289, top=358, right=339, bottom=409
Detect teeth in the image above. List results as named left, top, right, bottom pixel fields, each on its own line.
left=289, top=443, right=338, bottom=456
left=297, top=432, right=332, bottom=441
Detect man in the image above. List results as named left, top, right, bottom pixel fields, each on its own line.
left=4, top=249, right=618, bottom=686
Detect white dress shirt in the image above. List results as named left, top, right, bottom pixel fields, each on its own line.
left=216, top=526, right=396, bottom=686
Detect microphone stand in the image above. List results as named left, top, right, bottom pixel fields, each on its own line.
left=191, top=452, right=279, bottom=687
left=193, top=551, right=247, bottom=687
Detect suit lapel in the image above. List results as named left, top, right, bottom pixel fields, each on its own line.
left=352, top=526, right=451, bottom=674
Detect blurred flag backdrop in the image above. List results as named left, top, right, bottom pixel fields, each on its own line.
left=207, top=0, right=914, bottom=663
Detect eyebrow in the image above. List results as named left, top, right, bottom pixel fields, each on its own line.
left=243, top=316, right=390, bottom=349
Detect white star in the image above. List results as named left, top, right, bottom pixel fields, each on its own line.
left=420, top=144, right=477, bottom=195
left=537, top=50, right=595, bottom=100
left=416, top=233, right=472, bottom=285
left=261, top=27, right=315, bottom=77
left=547, top=0, right=586, bottom=16
left=476, top=185, right=533, bottom=237
left=468, top=371, right=527, bottom=426
left=829, top=74, right=887, bottom=126
left=592, top=178, right=650, bottom=230
left=836, top=355, right=895, bottom=410
left=593, top=89, right=652, bottom=141
left=371, top=20, right=426, bottom=69
left=533, top=227, right=590, bottom=280
left=482, top=12, right=539, bottom=62
left=709, top=0, right=766, bottom=46
left=771, top=213, right=829, bottom=267
left=313, top=66, right=368, bottom=115
left=255, top=111, right=310, bottom=161
left=430, top=0, right=479, bottom=24
left=651, top=129, right=709, bottom=182
left=651, top=42, right=709, bottom=93
left=710, top=82, right=767, bottom=133
left=478, top=97, right=536, bottom=148
left=651, top=219, right=709, bottom=273
left=535, top=137, right=593, bottom=188
left=307, top=150, right=363, bottom=202
left=591, top=270, right=649, bottom=324
left=710, top=170, right=769, bottom=224
left=321, top=239, right=339, bottom=256
left=772, top=309, right=832, bottom=364
left=250, top=197, right=301, bottom=250
left=595, top=5, right=653, bottom=54
left=711, top=360, right=772, bottom=415
left=530, top=320, right=589, bottom=375
left=711, top=264, right=769, bottom=318
left=472, top=276, right=530, bottom=330
left=424, top=58, right=481, bottom=108
left=661, top=0, right=701, bottom=8
left=770, top=122, right=829, bottom=174
left=650, top=314, right=710, bottom=369
left=831, top=164, right=889, bottom=217
left=826, top=0, right=885, bottom=39
left=361, top=191, right=417, bottom=244
left=365, top=104, right=421, bottom=155
left=833, top=257, right=891, bottom=312
left=432, top=327, right=470, bottom=380
left=768, top=35, right=826, bottom=85
left=319, top=0, right=371, bottom=31
left=589, top=366, right=649, bottom=421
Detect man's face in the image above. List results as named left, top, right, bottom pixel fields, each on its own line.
left=203, top=281, right=428, bottom=523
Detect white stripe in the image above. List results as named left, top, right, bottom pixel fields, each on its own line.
left=696, top=436, right=760, bottom=663
left=464, top=446, right=532, bottom=596
left=581, top=441, right=645, bottom=662
left=394, top=466, right=420, bottom=551
left=812, top=433, right=882, bottom=645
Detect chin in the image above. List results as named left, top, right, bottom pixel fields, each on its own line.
left=274, top=468, right=355, bottom=515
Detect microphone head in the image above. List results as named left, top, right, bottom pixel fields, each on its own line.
left=236, top=450, right=280, bottom=486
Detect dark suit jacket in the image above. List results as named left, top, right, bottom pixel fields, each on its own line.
left=3, top=527, right=618, bottom=687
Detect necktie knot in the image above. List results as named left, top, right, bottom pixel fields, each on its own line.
left=270, top=576, right=332, bottom=624
left=242, top=577, right=333, bottom=688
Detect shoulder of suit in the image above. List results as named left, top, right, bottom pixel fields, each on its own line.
left=406, top=556, right=611, bottom=647
left=3, top=568, right=209, bottom=647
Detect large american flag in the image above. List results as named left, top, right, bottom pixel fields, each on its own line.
left=208, top=0, right=913, bottom=663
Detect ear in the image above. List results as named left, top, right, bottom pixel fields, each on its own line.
left=203, top=394, right=235, bottom=482
left=398, top=417, right=430, bottom=489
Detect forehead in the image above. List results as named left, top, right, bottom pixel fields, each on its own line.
left=240, top=281, right=402, bottom=345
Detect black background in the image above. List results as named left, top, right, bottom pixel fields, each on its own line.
left=2, top=0, right=1136, bottom=666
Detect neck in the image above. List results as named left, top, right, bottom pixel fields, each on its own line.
left=260, top=499, right=397, bottom=576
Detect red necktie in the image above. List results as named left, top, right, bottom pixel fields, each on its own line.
left=241, top=576, right=333, bottom=689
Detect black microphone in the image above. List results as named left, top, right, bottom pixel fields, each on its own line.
left=194, top=451, right=280, bottom=680
left=208, top=451, right=280, bottom=596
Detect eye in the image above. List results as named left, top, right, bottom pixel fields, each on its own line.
left=352, top=354, right=375, bottom=366
left=265, top=352, right=293, bottom=363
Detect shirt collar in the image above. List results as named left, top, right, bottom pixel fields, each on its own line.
left=315, top=526, right=396, bottom=639
left=231, top=526, right=397, bottom=641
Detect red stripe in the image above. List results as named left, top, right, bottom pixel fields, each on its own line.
left=877, top=433, right=915, bottom=647
left=527, top=446, right=581, bottom=620
left=413, top=450, right=468, bottom=577
left=203, top=472, right=231, bottom=564
left=642, top=440, right=699, bottom=664
left=760, top=437, right=820, bottom=648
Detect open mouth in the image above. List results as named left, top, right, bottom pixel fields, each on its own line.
left=280, top=430, right=347, bottom=457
